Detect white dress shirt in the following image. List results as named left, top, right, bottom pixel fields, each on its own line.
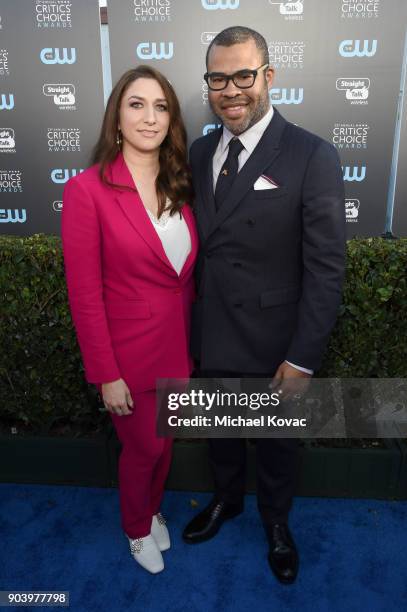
left=212, top=106, right=313, bottom=376
left=146, top=206, right=191, bottom=276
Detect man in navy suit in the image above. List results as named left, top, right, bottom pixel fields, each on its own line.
left=182, top=26, right=346, bottom=583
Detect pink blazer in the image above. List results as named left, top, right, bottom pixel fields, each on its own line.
left=61, top=152, right=199, bottom=394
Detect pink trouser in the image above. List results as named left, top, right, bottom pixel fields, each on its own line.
left=109, top=389, right=173, bottom=539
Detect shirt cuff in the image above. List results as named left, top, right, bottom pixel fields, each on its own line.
left=285, top=360, right=314, bottom=375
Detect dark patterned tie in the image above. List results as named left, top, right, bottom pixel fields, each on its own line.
left=214, top=137, right=244, bottom=211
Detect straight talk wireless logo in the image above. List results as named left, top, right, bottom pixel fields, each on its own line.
left=269, top=0, right=304, bottom=21
left=336, top=78, right=370, bottom=105
left=43, top=84, right=76, bottom=110
left=0, top=128, right=16, bottom=153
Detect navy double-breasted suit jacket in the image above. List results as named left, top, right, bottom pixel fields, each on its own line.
left=189, top=108, right=346, bottom=373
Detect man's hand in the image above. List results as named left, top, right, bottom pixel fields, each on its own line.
left=269, top=362, right=312, bottom=402
left=101, top=378, right=134, bottom=416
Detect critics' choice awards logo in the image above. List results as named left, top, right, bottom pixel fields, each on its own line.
left=136, top=42, right=173, bottom=60
left=48, top=128, right=81, bottom=152
left=341, top=0, right=380, bottom=19
left=133, top=0, right=172, bottom=23
left=269, top=88, right=303, bottom=105
left=345, top=199, right=360, bottom=222
left=269, top=41, right=305, bottom=69
left=0, top=128, right=16, bottom=153
left=53, top=200, right=63, bottom=212
left=35, top=1, right=72, bottom=29
left=43, top=84, right=76, bottom=110
left=0, top=208, right=26, bottom=223
left=336, top=78, right=370, bottom=104
left=342, top=165, right=366, bottom=182
left=339, top=39, right=377, bottom=58
left=201, top=0, right=239, bottom=9
left=269, top=0, right=304, bottom=20
left=0, top=14, right=3, bottom=29
left=332, top=123, right=370, bottom=149
left=51, top=168, right=83, bottom=184
left=40, top=48, right=76, bottom=65
left=0, top=94, right=14, bottom=110
left=0, top=50, right=9, bottom=75
left=0, top=169, right=22, bottom=192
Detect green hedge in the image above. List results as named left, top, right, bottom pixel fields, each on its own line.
left=0, top=234, right=106, bottom=435
left=0, top=234, right=406, bottom=434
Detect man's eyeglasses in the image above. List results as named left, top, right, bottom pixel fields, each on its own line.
left=204, top=63, right=269, bottom=91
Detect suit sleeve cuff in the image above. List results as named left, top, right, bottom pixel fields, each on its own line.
left=285, top=360, right=314, bottom=375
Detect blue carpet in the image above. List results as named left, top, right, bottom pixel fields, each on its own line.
left=0, top=484, right=406, bottom=612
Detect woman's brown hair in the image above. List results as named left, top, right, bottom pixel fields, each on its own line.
left=92, top=65, right=193, bottom=218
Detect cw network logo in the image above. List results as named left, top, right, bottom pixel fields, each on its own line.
left=339, top=39, right=377, bottom=58
left=270, top=87, right=303, bottom=105
left=342, top=165, right=366, bottom=182
left=201, top=0, right=239, bottom=9
left=0, top=208, right=26, bottom=223
left=0, top=94, right=14, bottom=110
left=40, top=48, right=76, bottom=65
left=203, top=123, right=222, bottom=136
left=136, top=42, right=173, bottom=60
left=51, top=168, right=83, bottom=184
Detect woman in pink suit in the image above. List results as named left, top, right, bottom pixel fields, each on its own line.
left=61, top=65, right=198, bottom=574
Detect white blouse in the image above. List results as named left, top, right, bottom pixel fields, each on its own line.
left=146, top=204, right=191, bottom=276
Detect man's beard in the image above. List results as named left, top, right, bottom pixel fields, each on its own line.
left=211, top=86, right=270, bottom=136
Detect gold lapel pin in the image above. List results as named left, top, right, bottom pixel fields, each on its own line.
left=221, top=169, right=228, bottom=176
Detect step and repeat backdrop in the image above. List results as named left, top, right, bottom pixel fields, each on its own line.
left=0, top=0, right=104, bottom=235
left=1, top=0, right=407, bottom=237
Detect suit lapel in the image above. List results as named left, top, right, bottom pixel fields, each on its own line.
left=110, top=153, right=176, bottom=274
left=179, top=203, right=199, bottom=279
left=206, top=108, right=287, bottom=240
left=197, top=129, right=222, bottom=238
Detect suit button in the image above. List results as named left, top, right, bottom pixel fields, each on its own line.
left=234, top=303, right=242, bottom=308
left=233, top=262, right=242, bottom=268
left=206, top=252, right=213, bottom=258
left=246, top=218, right=255, bottom=226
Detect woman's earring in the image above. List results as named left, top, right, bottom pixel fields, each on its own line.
left=116, top=129, right=122, bottom=148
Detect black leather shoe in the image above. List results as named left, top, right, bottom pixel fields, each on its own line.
left=267, top=523, right=299, bottom=584
left=182, top=498, right=244, bottom=544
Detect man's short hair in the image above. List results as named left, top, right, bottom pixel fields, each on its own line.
left=206, top=26, right=269, bottom=69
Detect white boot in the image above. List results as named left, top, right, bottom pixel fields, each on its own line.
left=151, top=513, right=171, bottom=551
left=127, top=534, right=164, bottom=574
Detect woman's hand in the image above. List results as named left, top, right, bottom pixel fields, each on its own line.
left=101, top=378, right=134, bottom=416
